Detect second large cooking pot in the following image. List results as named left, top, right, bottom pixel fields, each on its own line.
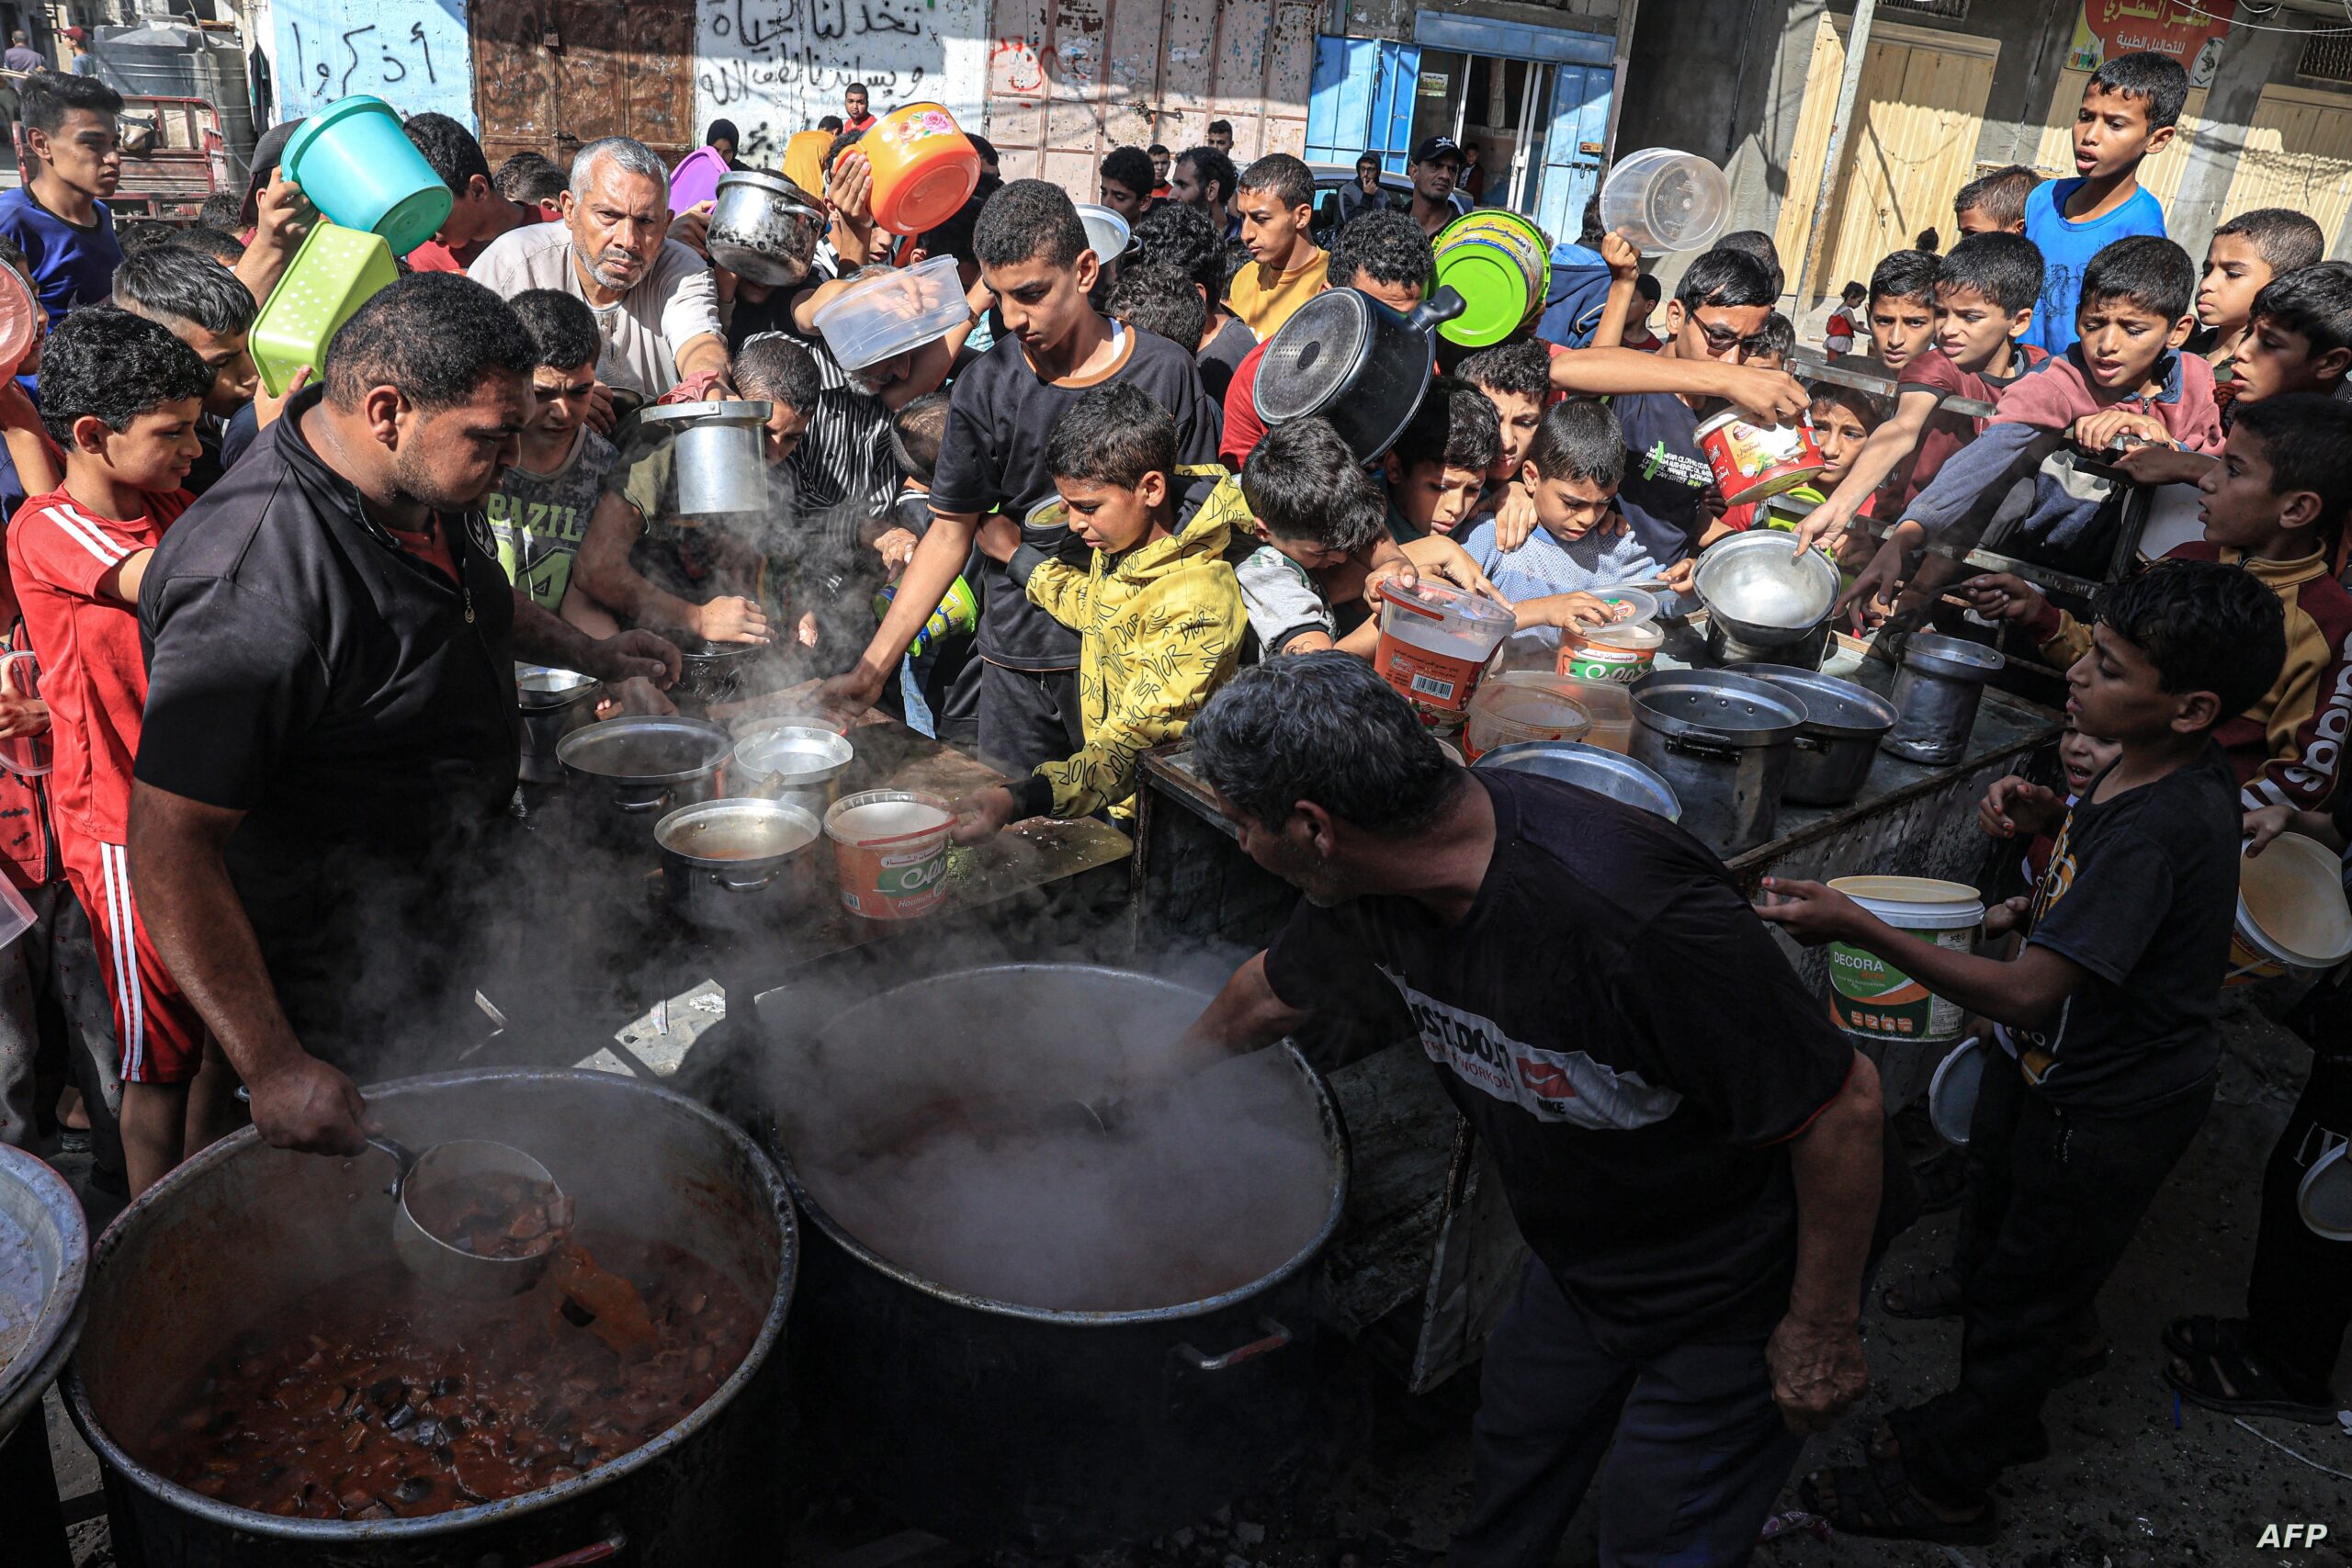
left=1723, top=663, right=1897, bottom=807
left=1629, top=670, right=1804, bottom=856
left=1694, top=530, right=1839, bottom=649
left=1252, top=285, right=1466, bottom=461
left=706, top=170, right=825, bottom=286
left=763, top=964, right=1347, bottom=1553
left=556, top=715, right=732, bottom=840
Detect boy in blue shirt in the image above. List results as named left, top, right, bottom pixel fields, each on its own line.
left=0, top=72, right=124, bottom=327
left=2023, top=51, right=2185, bottom=357
left=1463, top=398, right=1693, bottom=614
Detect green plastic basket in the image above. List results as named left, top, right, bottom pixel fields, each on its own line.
left=250, top=220, right=397, bottom=397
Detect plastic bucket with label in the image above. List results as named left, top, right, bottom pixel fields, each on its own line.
left=1825, top=875, right=1984, bottom=1044
left=1560, top=619, right=1662, bottom=684
left=1432, top=211, right=1552, bottom=347
left=824, top=790, right=954, bottom=919
left=1373, top=581, right=1517, bottom=722
left=2229, top=833, right=2352, bottom=986
left=1695, top=410, right=1826, bottom=507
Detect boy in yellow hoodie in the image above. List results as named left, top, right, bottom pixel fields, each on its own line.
left=951, top=382, right=1249, bottom=838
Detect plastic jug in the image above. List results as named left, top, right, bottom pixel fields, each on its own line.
left=250, top=221, right=398, bottom=396
left=280, top=96, right=454, bottom=255
left=1598, top=149, right=1728, bottom=254
left=863, top=103, right=980, bottom=236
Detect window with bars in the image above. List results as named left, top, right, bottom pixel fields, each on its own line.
left=1881, top=0, right=1972, bottom=17
left=2301, top=30, right=2352, bottom=85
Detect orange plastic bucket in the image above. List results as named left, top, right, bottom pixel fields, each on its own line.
left=824, top=789, right=954, bottom=919
left=864, top=103, right=981, bottom=236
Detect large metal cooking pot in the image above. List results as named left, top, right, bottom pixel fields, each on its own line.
left=636, top=400, right=775, bottom=519
left=1252, top=285, right=1467, bottom=461
left=1476, top=739, right=1681, bottom=821
left=1883, top=633, right=2005, bottom=765
left=1629, top=670, right=1804, bottom=856
left=1723, top=663, right=1898, bottom=807
left=514, top=664, right=599, bottom=785
left=1694, top=531, right=1839, bottom=649
left=556, top=716, right=732, bottom=840
left=732, top=724, right=854, bottom=817
left=64, top=1068, right=797, bottom=1566
left=705, top=171, right=825, bottom=287
left=763, top=964, right=1347, bottom=1553
left=669, top=638, right=768, bottom=709
left=0, top=1144, right=86, bottom=1442
left=655, top=796, right=821, bottom=930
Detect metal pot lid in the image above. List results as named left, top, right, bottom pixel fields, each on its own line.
left=1901, top=633, right=2005, bottom=682
left=1252, top=288, right=1379, bottom=423
left=514, top=664, right=598, bottom=711
left=1475, top=739, right=1680, bottom=821
left=655, top=797, right=821, bottom=867
left=734, top=724, right=853, bottom=784
left=555, top=716, right=732, bottom=784
left=1721, top=664, right=1898, bottom=739
left=635, top=399, right=775, bottom=430
left=1630, top=670, right=1804, bottom=746
left=1693, top=532, right=1838, bottom=631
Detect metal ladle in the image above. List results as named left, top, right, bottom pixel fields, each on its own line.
left=237, top=1088, right=569, bottom=1298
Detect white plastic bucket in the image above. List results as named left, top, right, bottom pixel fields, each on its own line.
left=1825, top=875, right=1984, bottom=1044
left=2229, top=834, right=2352, bottom=987
left=824, top=790, right=954, bottom=919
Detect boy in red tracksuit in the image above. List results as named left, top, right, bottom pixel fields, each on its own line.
left=8, top=307, right=219, bottom=1193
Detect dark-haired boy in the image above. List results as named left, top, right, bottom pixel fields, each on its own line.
left=1097, top=146, right=1157, bottom=226
left=404, top=112, right=552, bottom=274
left=1952, top=165, right=2039, bottom=237
left=11, top=309, right=215, bottom=1195
left=1739, top=310, right=1796, bottom=372
left=1864, top=250, right=1939, bottom=377
left=1458, top=339, right=1550, bottom=498
left=1385, top=377, right=1499, bottom=541
left=951, top=381, right=1245, bottom=837
left=490, top=288, right=623, bottom=633
left=1964, top=393, right=2352, bottom=816
left=1795, top=232, right=2045, bottom=552
left=2194, top=209, right=2327, bottom=395
left=1762, top=557, right=2287, bottom=1543
left=0, top=72, right=125, bottom=324
left=1107, top=262, right=1207, bottom=356
left=1127, top=200, right=1255, bottom=400
left=2024, top=51, right=2184, bottom=356
left=1463, top=399, right=1691, bottom=615
left=817, top=181, right=1220, bottom=772
left=876, top=390, right=982, bottom=747
left=1228, top=153, right=1328, bottom=340
left=1232, top=417, right=1386, bottom=658
left=112, top=244, right=259, bottom=494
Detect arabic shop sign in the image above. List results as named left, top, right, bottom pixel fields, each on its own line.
left=2067, top=0, right=2233, bottom=89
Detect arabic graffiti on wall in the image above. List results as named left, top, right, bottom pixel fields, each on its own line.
left=694, top=0, right=988, bottom=163
left=273, top=0, right=475, bottom=127
left=2066, top=0, right=2233, bottom=89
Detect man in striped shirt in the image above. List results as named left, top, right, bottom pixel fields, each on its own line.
left=7, top=308, right=221, bottom=1195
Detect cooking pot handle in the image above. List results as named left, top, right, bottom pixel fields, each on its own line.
left=1406, top=287, right=1467, bottom=333
left=719, top=867, right=782, bottom=892
left=1791, top=732, right=1827, bottom=755
left=523, top=1529, right=628, bottom=1568
left=616, top=791, right=672, bottom=815
left=1172, top=1317, right=1292, bottom=1372
left=1660, top=732, right=1746, bottom=763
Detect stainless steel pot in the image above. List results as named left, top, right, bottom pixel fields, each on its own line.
left=706, top=171, right=825, bottom=286
left=514, top=664, right=600, bottom=784
left=1251, top=285, right=1467, bottom=461
left=671, top=638, right=767, bottom=708
left=761, top=964, right=1347, bottom=1553
left=556, top=716, right=732, bottom=840
left=1629, top=670, right=1804, bottom=856
left=0, top=1144, right=86, bottom=1442
left=1693, top=531, right=1839, bottom=649
left=655, top=797, right=822, bottom=931
left=636, top=399, right=775, bottom=518
left=1723, top=664, right=1898, bottom=807
left=1883, top=634, right=2006, bottom=765
left=1476, top=739, right=1681, bottom=821
left=64, top=1068, right=797, bottom=1567
left=731, top=724, right=854, bottom=817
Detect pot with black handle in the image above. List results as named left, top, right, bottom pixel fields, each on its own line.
left=1252, top=285, right=1467, bottom=461
left=1628, top=670, right=1804, bottom=855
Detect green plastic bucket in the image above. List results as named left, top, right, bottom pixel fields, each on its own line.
left=249, top=221, right=398, bottom=396
left=1826, top=875, right=1984, bottom=1044
left=1433, top=211, right=1551, bottom=346
left=282, top=95, right=454, bottom=255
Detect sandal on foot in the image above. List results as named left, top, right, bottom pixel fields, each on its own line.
left=1798, top=1457, right=1997, bottom=1546
left=2162, top=1314, right=2241, bottom=1363
left=2164, top=1335, right=2339, bottom=1426
left=1880, top=1266, right=1965, bottom=1321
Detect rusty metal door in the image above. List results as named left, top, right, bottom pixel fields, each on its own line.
left=471, top=0, right=696, bottom=171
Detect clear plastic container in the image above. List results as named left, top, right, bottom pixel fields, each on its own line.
left=1555, top=675, right=1634, bottom=753
left=810, top=255, right=970, bottom=371
left=1598, top=148, right=1729, bottom=254
left=1373, top=581, right=1519, bottom=719
left=1464, top=672, right=1592, bottom=761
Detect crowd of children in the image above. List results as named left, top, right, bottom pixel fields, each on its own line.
left=0, top=43, right=2346, bottom=1558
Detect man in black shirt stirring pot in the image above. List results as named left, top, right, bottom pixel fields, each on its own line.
left=1174, top=654, right=1908, bottom=1568
left=129, top=276, right=679, bottom=1156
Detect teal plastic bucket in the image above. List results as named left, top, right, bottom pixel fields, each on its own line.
left=282, top=96, right=454, bottom=255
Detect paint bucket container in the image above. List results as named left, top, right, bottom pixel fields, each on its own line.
left=1432, top=210, right=1552, bottom=347
left=825, top=790, right=955, bottom=919
left=2228, top=833, right=2352, bottom=986
left=864, top=102, right=981, bottom=235
left=280, top=95, right=454, bottom=255
left=1463, top=672, right=1591, bottom=761
left=1372, top=580, right=1517, bottom=723
left=1560, top=618, right=1662, bottom=684
left=1825, top=875, right=1984, bottom=1044
left=1695, top=410, right=1826, bottom=507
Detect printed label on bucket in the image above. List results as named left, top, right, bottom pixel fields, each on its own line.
left=1374, top=640, right=1482, bottom=712
left=1828, top=926, right=1969, bottom=1042
left=1562, top=644, right=1655, bottom=684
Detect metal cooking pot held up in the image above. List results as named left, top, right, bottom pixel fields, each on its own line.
left=706, top=170, right=826, bottom=287
left=1252, top=285, right=1467, bottom=462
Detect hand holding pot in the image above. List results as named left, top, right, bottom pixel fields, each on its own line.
left=949, top=784, right=1020, bottom=844
left=245, top=1053, right=368, bottom=1157
left=689, top=595, right=771, bottom=646
left=1956, top=571, right=2044, bottom=625
left=1752, top=876, right=1865, bottom=945
left=1981, top=893, right=2034, bottom=940
left=1714, top=363, right=1809, bottom=428
left=590, top=628, right=684, bottom=686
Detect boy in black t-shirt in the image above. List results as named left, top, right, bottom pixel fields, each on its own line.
left=1761, top=558, right=2288, bottom=1545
